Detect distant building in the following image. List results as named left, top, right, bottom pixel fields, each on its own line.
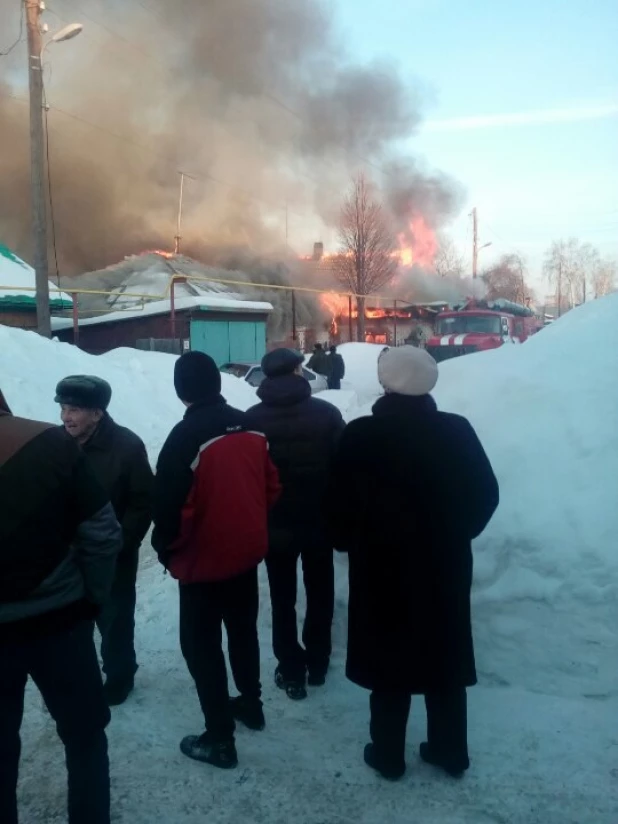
left=53, top=252, right=273, bottom=364
left=0, top=244, right=72, bottom=329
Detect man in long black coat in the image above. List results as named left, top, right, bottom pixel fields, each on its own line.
left=246, top=348, right=345, bottom=700
left=329, top=346, right=499, bottom=781
left=326, top=346, right=345, bottom=390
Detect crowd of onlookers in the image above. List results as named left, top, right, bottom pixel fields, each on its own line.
left=0, top=342, right=498, bottom=823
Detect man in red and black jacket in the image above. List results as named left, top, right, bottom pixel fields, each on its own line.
left=152, top=352, right=280, bottom=771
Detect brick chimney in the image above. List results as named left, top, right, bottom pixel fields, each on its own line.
left=313, top=242, right=324, bottom=261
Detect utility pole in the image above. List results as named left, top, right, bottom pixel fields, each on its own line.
left=173, top=172, right=194, bottom=255
left=26, top=0, right=51, bottom=337
left=471, top=207, right=478, bottom=279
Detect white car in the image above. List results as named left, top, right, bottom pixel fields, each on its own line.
left=220, top=362, right=328, bottom=394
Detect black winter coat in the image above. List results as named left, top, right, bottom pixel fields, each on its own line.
left=83, top=415, right=153, bottom=557
left=306, top=350, right=330, bottom=377
left=327, top=353, right=345, bottom=381
left=329, top=393, right=499, bottom=694
left=246, top=374, right=345, bottom=547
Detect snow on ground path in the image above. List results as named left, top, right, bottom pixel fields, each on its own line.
left=17, top=558, right=618, bottom=824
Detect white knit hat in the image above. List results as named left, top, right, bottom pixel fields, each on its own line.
left=377, top=346, right=439, bottom=396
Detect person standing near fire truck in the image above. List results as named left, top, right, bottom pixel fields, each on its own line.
left=326, top=346, right=345, bottom=390
left=307, top=343, right=330, bottom=377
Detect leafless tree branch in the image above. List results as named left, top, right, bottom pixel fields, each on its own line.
left=334, top=173, right=397, bottom=339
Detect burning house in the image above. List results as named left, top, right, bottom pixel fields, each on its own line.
left=322, top=298, right=450, bottom=347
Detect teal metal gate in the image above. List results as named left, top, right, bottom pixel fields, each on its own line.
left=190, top=319, right=266, bottom=366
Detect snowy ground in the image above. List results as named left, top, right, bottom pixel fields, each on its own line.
left=17, top=561, right=618, bottom=824
left=3, top=296, right=617, bottom=822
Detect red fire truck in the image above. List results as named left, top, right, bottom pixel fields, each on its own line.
left=425, top=299, right=543, bottom=362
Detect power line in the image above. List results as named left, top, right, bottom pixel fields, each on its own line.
left=0, top=3, right=24, bottom=57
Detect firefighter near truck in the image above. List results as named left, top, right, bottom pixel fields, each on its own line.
left=425, top=299, right=544, bottom=363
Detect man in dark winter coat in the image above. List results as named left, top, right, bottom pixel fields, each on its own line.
left=306, top=342, right=330, bottom=377
left=0, top=387, right=122, bottom=824
left=152, top=352, right=280, bottom=770
left=56, top=375, right=153, bottom=706
left=329, top=346, right=499, bottom=781
left=246, top=348, right=345, bottom=700
left=326, top=345, right=345, bottom=390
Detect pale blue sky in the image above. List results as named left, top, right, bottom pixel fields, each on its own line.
left=335, top=0, right=618, bottom=288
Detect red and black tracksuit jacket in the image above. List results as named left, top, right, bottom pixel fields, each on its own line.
left=152, top=398, right=281, bottom=583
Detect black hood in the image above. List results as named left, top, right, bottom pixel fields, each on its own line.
left=257, top=374, right=311, bottom=407
left=372, top=393, right=437, bottom=418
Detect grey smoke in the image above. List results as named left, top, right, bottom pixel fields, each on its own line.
left=0, top=0, right=460, bottom=284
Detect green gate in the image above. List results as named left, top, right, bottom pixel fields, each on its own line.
left=190, top=319, right=266, bottom=366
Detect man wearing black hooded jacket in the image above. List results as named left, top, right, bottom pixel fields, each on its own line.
left=246, top=349, right=345, bottom=700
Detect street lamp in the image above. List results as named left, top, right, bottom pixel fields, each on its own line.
left=50, top=23, right=83, bottom=44
left=26, top=2, right=83, bottom=337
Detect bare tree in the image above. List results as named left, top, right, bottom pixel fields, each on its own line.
left=544, top=238, right=602, bottom=313
left=335, top=173, right=397, bottom=340
left=591, top=258, right=617, bottom=298
left=434, top=235, right=464, bottom=278
left=482, top=253, right=532, bottom=304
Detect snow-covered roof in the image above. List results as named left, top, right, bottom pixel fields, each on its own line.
left=71, top=253, right=251, bottom=315
left=51, top=294, right=273, bottom=331
left=0, top=244, right=73, bottom=308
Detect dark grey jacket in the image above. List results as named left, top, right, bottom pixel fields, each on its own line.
left=0, top=407, right=121, bottom=636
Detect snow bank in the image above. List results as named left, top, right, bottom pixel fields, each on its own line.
left=432, top=295, right=618, bottom=697
left=337, top=342, right=385, bottom=401
left=0, top=326, right=257, bottom=462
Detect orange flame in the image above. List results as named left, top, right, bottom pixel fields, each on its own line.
left=320, top=291, right=349, bottom=319
left=397, top=215, right=437, bottom=270
left=142, top=249, right=175, bottom=259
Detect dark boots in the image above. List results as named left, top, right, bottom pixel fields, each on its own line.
left=275, top=667, right=307, bottom=701
left=230, top=696, right=265, bottom=731
left=103, top=676, right=134, bottom=707
left=180, top=733, right=238, bottom=769
left=419, top=742, right=468, bottom=778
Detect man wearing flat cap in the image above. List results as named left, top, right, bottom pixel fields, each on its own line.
left=246, top=348, right=345, bottom=701
left=55, top=375, right=153, bottom=706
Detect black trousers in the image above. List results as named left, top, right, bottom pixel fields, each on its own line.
left=370, top=688, right=469, bottom=770
left=0, top=620, right=111, bottom=824
left=327, top=378, right=341, bottom=390
left=266, top=546, right=334, bottom=681
left=179, top=567, right=261, bottom=742
left=96, top=547, right=139, bottom=685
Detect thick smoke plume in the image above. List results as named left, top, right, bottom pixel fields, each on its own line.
left=0, top=0, right=460, bottom=281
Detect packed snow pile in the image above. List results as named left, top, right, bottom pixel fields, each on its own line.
left=0, top=325, right=257, bottom=461
left=430, top=294, right=618, bottom=698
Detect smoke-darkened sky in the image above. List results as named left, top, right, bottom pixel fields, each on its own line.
left=0, top=0, right=462, bottom=276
